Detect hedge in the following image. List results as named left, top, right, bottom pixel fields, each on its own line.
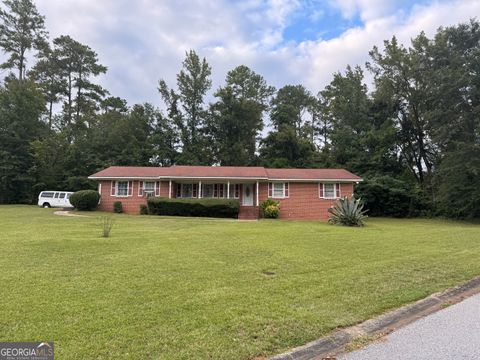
left=69, top=190, right=100, bottom=211
left=147, top=197, right=240, bottom=218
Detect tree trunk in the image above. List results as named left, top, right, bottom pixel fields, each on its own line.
left=19, top=47, right=25, bottom=81
left=67, top=73, right=72, bottom=125
left=48, top=101, right=53, bottom=129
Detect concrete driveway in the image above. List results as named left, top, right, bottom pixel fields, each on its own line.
left=341, top=293, right=480, bottom=360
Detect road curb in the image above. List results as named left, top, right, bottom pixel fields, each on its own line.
left=270, top=276, right=480, bottom=360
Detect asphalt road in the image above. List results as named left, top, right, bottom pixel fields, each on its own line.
left=341, top=293, right=480, bottom=360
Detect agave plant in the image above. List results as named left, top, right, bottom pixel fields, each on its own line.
left=328, top=196, right=368, bottom=226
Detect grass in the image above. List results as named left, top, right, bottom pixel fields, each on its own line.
left=1, top=205, right=479, bottom=359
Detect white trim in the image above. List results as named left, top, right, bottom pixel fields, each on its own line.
left=267, top=178, right=362, bottom=182
left=268, top=182, right=289, bottom=199
left=114, top=180, right=131, bottom=198
left=89, top=176, right=362, bottom=182
left=319, top=182, right=339, bottom=199
left=256, top=181, right=259, bottom=206
left=163, top=176, right=268, bottom=180
left=138, top=180, right=156, bottom=197
left=168, top=180, right=172, bottom=199
left=89, top=176, right=159, bottom=180
left=227, top=181, right=230, bottom=198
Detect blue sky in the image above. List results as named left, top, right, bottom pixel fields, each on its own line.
left=282, top=0, right=442, bottom=42
left=27, top=0, right=480, bottom=106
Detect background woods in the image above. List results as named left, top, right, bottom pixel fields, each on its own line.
left=0, top=0, right=478, bottom=218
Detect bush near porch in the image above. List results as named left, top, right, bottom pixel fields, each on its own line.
left=147, top=197, right=240, bottom=218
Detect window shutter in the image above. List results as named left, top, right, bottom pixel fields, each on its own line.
left=235, top=184, right=240, bottom=198
left=336, top=183, right=341, bottom=198
left=155, top=181, right=160, bottom=196
left=219, top=184, right=224, bottom=198
left=268, top=183, right=272, bottom=197
left=111, top=181, right=116, bottom=196
left=319, top=183, right=324, bottom=198
left=285, top=183, right=289, bottom=197
left=192, top=184, right=198, bottom=198
left=138, top=181, right=144, bottom=196
left=128, top=181, right=133, bottom=196
left=176, top=183, right=181, bottom=197
left=213, top=184, right=218, bottom=197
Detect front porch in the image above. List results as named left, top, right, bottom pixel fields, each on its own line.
left=168, top=179, right=262, bottom=220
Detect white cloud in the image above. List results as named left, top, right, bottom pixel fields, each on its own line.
left=328, top=0, right=397, bottom=21
left=25, top=0, right=480, bottom=108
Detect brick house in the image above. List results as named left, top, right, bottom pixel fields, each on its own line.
left=88, top=166, right=362, bottom=220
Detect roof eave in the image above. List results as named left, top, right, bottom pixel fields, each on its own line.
left=267, top=178, right=363, bottom=182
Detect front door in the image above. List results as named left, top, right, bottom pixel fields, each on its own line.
left=242, top=184, right=254, bottom=206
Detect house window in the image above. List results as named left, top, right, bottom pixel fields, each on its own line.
left=117, top=181, right=129, bottom=196
left=268, top=182, right=289, bottom=198
left=319, top=183, right=340, bottom=199
left=202, top=184, right=214, bottom=198
left=182, top=184, right=193, bottom=198
left=229, top=184, right=240, bottom=198
left=139, top=181, right=156, bottom=197
left=175, top=183, right=198, bottom=198
left=144, top=181, right=155, bottom=196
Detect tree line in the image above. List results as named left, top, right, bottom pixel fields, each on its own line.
left=0, top=0, right=478, bottom=218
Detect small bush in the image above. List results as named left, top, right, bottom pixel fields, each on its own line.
left=261, top=199, right=280, bottom=219
left=264, top=205, right=280, bottom=218
left=113, top=201, right=123, bottom=213
left=69, top=190, right=100, bottom=211
left=100, top=216, right=114, bottom=238
left=328, top=196, right=368, bottom=227
left=139, top=204, right=149, bottom=215
left=147, top=197, right=240, bottom=218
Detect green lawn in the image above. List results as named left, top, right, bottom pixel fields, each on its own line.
left=1, top=206, right=479, bottom=359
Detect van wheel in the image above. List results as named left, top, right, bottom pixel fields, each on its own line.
left=43, top=203, right=51, bottom=208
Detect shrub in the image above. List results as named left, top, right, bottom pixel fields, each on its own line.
left=261, top=199, right=280, bottom=219
left=328, top=196, right=368, bottom=227
left=147, top=197, right=240, bottom=218
left=113, top=201, right=123, bottom=213
left=139, top=204, right=149, bottom=215
left=264, top=205, right=280, bottom=218
left=355, top=176, right=431, bottom=217
left=69, top=190, right=100, bottom=211
left=100, top=216, right=114, bottom=238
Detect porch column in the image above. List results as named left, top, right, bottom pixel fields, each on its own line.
left=168, top=180, right=172, bottom=199
left=198, top=181, right=202, bottom=198
left=227, top=181, right=230, bottom=198
left=256, top=181, right=259, bottom=206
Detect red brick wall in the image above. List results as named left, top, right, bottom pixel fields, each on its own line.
left=258, top=182, right=354, bottom=220
left=97, top=180, right=354, bottom=219
left=98, top=180, right=170, bottom=214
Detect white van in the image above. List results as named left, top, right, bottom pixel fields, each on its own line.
left=38, top=191, right=74, bottom=208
